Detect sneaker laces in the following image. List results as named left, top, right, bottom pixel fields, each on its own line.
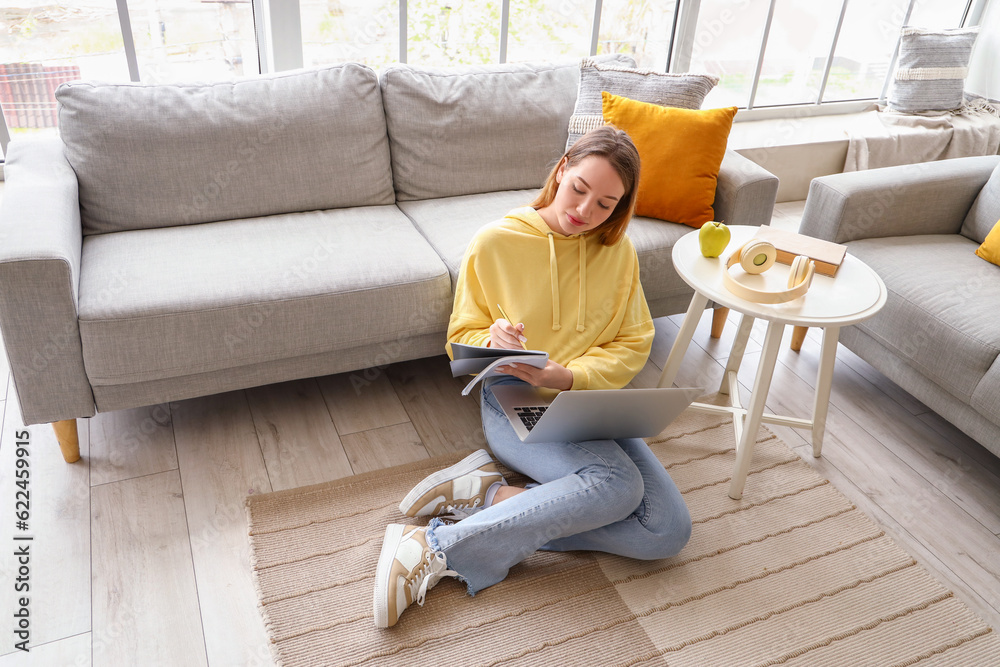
left=439, top=503, right=485, bottom=522
left=449, top=497, right=482, bottom=511
left=409, top=550, right=457, bottom=607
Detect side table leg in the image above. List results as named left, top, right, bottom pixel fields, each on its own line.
left=719, top=314, right=755, bottom=395
left=790, top=326, right=809, bottom=352
left=658, top=292, right=710, bottom=389
left=729, top=320, right=783, bottom=500
left=811, top=326, right=840, bottom=457
left=710, top=307, right=729, bottom=338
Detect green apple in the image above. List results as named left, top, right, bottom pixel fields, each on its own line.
left=699, top=221, right=731, bottom=258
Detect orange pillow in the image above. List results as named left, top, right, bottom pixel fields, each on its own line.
left=601, top=91, right=736, bottom=228
left=976, top=219, right=1000, bottom=267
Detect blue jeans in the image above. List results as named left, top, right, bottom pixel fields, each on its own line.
left=424, top=375, right=692, bottom=595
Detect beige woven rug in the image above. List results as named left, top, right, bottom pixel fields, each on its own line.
left=245, top=410, right=999, bottom=667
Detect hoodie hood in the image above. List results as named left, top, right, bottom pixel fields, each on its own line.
left=505, top=206, right=588, bottom=333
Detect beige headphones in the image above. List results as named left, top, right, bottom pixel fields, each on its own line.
left=722, top=240, right=816, bottom=304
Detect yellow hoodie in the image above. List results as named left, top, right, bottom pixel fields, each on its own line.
left=447, top=206, right=654, bottom=390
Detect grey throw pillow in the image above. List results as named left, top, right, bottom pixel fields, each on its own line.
left=566, top=58, right=718, bottom=149
left=887, top=26, right=979, bottom=114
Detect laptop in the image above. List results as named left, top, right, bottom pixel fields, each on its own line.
left=491, top=384, right=703, bottom=443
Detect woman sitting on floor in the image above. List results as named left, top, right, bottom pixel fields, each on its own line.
left=373, top=125, right=692, bottom=628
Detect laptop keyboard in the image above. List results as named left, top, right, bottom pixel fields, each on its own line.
left=514, top=406, right=548, bottom=431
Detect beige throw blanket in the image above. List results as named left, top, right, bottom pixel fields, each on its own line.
left=844, top=102, right=1000, bottom=172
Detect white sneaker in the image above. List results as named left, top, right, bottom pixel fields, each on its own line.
left=398, top=449, right=507, bottom=517
left=373, top=524, right=457, bottom=628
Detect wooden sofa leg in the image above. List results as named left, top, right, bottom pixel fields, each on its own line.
left=711, top=307, right=729, bottom=339
left=791, top=326, right=808, bottom=352
left=52, top=419, right=81, bottom=463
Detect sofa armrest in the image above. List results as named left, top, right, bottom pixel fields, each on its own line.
left=0, top=137, right=95, bottom=424
left=798, top=155, right=1000, bottom=244
left=713, top=150, right=779, bottom=228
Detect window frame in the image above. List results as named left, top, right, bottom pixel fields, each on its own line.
left=673, top=0, right=987, bottom=120
left=0, top=0, right=994, bottom=160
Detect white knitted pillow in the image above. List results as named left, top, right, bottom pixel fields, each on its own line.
left=887, top=26, right=980, bottom=114
left=566, top=59, right=718, bottom=150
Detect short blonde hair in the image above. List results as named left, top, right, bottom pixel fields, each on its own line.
left=531, top=125, right=641, bottom=246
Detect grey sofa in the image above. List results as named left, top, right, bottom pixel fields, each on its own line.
left=0, top=59, right=779, bottom=461
left=799, top=156, right=1000, bottom=456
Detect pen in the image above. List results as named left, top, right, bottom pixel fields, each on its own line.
left=496, top=303, right=527, bottom=350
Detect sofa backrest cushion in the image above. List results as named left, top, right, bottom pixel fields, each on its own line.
left=57, top=64, right=395, bottom=235
left=962, top=162, right=1000, bottom=244
left=381, top=55, right=634, bottom=202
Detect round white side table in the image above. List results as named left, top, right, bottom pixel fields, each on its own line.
left=658, top=226, right=887, bottom=500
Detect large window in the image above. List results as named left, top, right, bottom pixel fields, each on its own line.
left=0, top=0, right=130, bottom=144
left=823, top=0, right=913, bottom=103
left=597, top=0, right=678, bottom=71
left=506, top=0, right=595, bottom=63
left=0, top=0, right=257, bottom=154
left=691, top=0, right=980, bottom=110
left=752, top=0, right=845, bottom=107
left=0, top=0, right=992, bottom=158
left=125, top=0, right=259, bottom=83
left=688, top=0, right=773, bottom=108
left=406, top=0, right=501, bottom=66
left=300, top=0, right=397, bottom=70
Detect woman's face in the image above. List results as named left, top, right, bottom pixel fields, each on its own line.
left=543, top=155, right=626, bottom=236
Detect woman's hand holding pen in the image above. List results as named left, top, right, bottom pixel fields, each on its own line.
left=489, top=318, right=574, bottom=391
left=488, top=318, right=527, bottom=350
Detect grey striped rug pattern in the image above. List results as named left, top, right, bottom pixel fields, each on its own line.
left=245, top=410, right=999, bottom=666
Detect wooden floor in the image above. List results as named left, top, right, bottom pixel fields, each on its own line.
left=1, top=201, right=998, bottom=666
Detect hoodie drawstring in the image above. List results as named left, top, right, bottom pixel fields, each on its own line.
left=547, top=233, right=561, bottom=331
left=546, top=231, right=587, bottom=333
left=577, top=238, right=587, bottom=333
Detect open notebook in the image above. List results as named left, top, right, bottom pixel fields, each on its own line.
left=449, top=342, right=548, bottom=396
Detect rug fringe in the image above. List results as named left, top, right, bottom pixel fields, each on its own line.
left=245, top=499, right=286, bottom=667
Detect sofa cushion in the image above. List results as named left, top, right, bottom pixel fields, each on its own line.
left=77, top=206, right=451, bottom=385
left=845, top=234, right=1000, bottom=404
left=397, top=193, right=691, bottom=304
left=976, top=219, right=1000, bottom=266
left=381, top=55, right=633, bottom=202
left=601, top=92, right=735, bottom=227
left=962, top=162, right=1000, bottom=244
left=57, top=64, right=395, bottom=235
